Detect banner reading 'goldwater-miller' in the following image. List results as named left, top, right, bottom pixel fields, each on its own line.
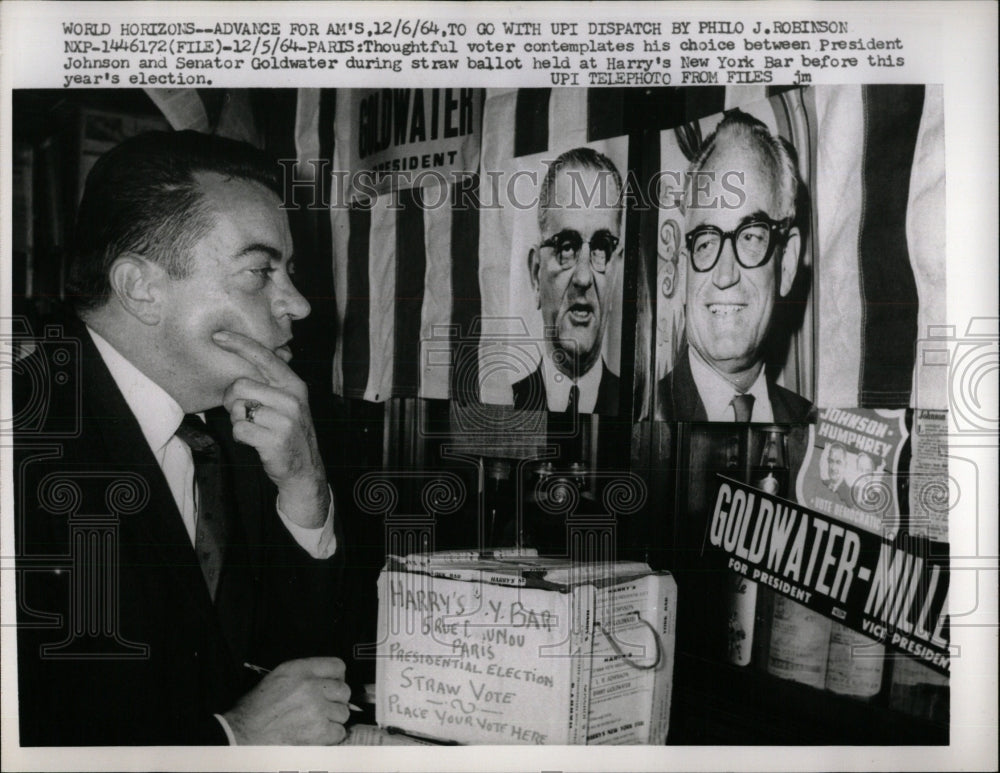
left=706, top=477, right=950, bottom=676
left=334, top=88, right=483, bottom=201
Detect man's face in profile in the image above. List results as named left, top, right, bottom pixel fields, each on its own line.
left=155, top=173, right=311, bottom=410
left=827, top=446, right=846, bottom=486
left=530, top=165, right=621, bottom=378
left=683, top=141, right=797, bottom=377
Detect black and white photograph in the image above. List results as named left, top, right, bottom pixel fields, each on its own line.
left=1, top=2, right=996, bottom=772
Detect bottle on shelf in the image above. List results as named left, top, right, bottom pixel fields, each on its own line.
left=749, top=427, right=791, bottom=669
left=751, top=427, right=789, bottom=498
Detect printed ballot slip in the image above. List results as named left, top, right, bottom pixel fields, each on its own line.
left=375, top=553, right=676, bottom=745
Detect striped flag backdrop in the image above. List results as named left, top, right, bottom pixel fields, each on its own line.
left=326, top=89, right=483, bottom=402
left=810, top=85, right=945, bottom=409
left=322, top=86, right=737, bottom=408
left=313, top=86, right=945, bottom=412
left=145, top=88, right=262, bottom=147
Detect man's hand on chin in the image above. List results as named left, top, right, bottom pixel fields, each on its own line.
left=213, top=330, right=329, bottom=529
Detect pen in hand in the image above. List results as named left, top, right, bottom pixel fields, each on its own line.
left=243, top=662, right=363, bottom=713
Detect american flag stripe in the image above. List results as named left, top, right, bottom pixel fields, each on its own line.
left=366, top=198, right=397, bottom=402
left=858, top=85, right=924, bottom=406
left=330, top=201, right=349, bottom=396
left=681, top=87, right=727, bottom=127
left=477, top=88, right=517, bottom=392
left=773, top=87, right=816, bottom=402
left=450, top=179, right=482, bottom=402
left=514, top=88, right=551, bottom=157
left=393, top=187, right=427, bottom=395
left=907, top=86, right=947, bottom=408
left=341, top=205, right=371, bottom=398
left=418, top=189, right=454, bottom=401
left=726, top=86, right=769, bottom=110
left=550, top=88, right=588, bottom=149
left=814, top=86, right=866, bottom=408
left=586, top=88, right=624, bottom=142
left=294, top=90, right=321, bottom=190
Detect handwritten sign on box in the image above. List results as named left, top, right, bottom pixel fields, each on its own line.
left=375, top=556, right=676, bottom=744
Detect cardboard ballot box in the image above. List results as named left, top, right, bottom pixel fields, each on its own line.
left=375, top=552, right=677, bottom=745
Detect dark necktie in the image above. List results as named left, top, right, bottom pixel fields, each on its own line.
left=731, top=393, right=755, bottom=423
left=174, top=414, right=230, bottom=600
left=566, top=384, right=580, bottom=415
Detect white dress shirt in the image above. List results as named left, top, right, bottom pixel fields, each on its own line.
left=88, top=327, right=336, bottom=558
left=540, top=352, right=604, bottom=413
left=688, top=347, right=774, bottom=423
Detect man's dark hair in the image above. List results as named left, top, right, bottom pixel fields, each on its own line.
left=68, top=130, right=280, bottom=311
left=538, top=146, right=623, bottom=233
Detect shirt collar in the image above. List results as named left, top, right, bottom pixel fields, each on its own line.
left=687, top=347, right=773, bottom=422
left=87, top=326, right=185, bottom=451
left=540, top=352, right=604, bottom=413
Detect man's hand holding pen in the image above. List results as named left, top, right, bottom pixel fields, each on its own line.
left=224, top=657, right=352, bottom=745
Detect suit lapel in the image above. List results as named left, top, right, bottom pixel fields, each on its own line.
left=766, top=379, right=790, bottom=423
left=594, top=363, right=620, bottom=415
left=75, top=322, right=218, bottom=627
left=671, top=348, right=709, bottom=422
left=513, top=366, right=546, bottom=412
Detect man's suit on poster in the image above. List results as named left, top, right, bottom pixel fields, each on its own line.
left=14, top=315, right=345, bottom=745
left=826, top=478, right=855, bottom=508
left=655, top=346, right=816, bottom=423
left=511, top=362, right=620, bottom=414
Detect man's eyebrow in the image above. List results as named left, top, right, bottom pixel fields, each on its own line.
left=739, top=210, right=775, bottom=226
left=235, top=243, right=283, bottom=262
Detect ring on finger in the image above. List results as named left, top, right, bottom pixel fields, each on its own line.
left=245, top=400, right=262, bottom=423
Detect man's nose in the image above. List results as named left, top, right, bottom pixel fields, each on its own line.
left=711, top=237, right=740, bottom=289
left=571, top=245, right=596, bottom=287
left=275, top=276, right=312, bottom=321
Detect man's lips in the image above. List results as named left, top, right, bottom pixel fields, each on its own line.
left=706, top=302, right=747, bottom=317
left=566, top=303, right=595, bottom=324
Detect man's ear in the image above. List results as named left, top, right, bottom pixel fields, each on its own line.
left=108, top=254, right=166, bottom=325
left=528, top=247, right=541, bottom=309
left=778, top=227, right=801, bottom=297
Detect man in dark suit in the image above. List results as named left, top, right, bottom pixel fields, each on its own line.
left=14, top=131, right=351, bottom=745
left=656, top=111, right=814, bottom=423
left=512, top=147, right=622, bottom=415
